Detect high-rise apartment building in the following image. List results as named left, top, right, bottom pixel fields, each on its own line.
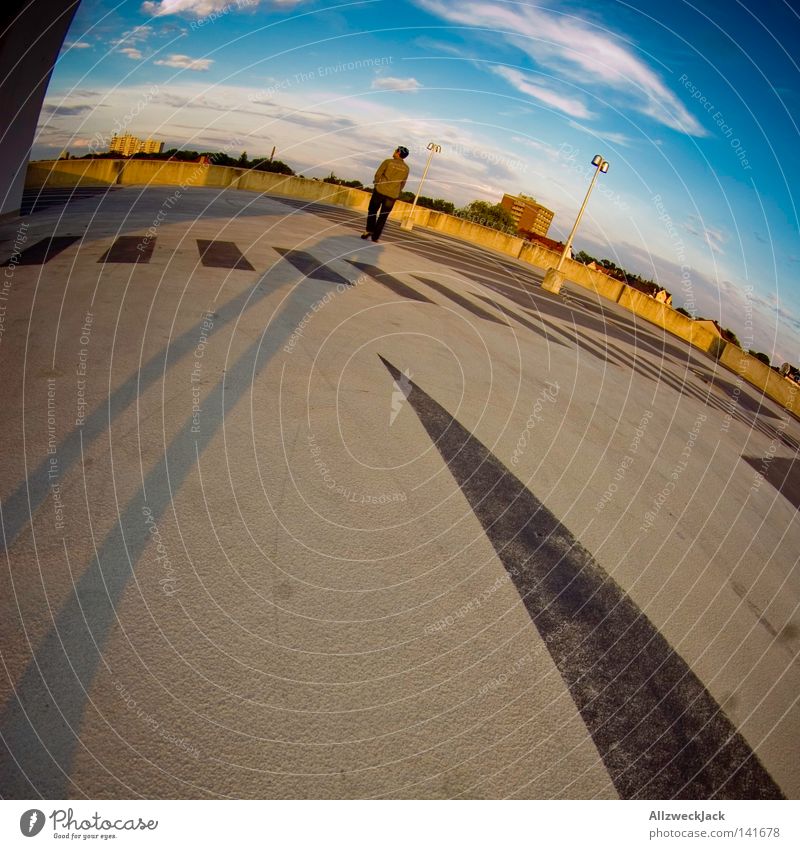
left=108, top=133, right=164, bottom=156
left=500, top=193, right=554, bottom=237
left=140, top=137, right=164, bottom=154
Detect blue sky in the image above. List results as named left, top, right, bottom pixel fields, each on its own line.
left=40, top=0, right=800, bottom=362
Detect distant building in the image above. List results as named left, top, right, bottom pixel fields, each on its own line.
left=501, top=193, right=554, bottom=237
left=585, top=262, right=674, bottom=305
left=625, top=276, right=673, bottom=306
left=780, top=363, right=800, bottom=383
left=586, top=260, right=614, bottom=275
left=525, top=232, right=567, bottom=253
left=108, top=133, right=164, bottom=156
left=140, top=137, right=164, bottom=154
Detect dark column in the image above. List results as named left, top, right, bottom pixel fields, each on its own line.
left=0, top=0, right=80, bottom=219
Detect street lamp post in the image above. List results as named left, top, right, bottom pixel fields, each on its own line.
left=542, top=154, right=609, bottom=294
left=401, top=142, right=442, bottom=231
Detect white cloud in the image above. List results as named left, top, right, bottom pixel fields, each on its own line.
left=120, top=47, right=144, bottom=60
left=142, top=0, right=300, bottom=16
left=154, top=54, right=214, bottom=70
left=415, top=0, right=707, bottom=136
left=492, top=66, right=593, bottom=119
left=65, top=41, right=92, bottom=49
left=143, top=0, right=222, bottom=13
left=114, top=25, right=155, bottom=46
left=371, top=76, right=422, bottom=92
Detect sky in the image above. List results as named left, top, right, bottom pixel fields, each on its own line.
left=38, top=0, right=800, bottom=363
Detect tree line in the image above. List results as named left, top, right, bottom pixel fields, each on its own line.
left=79, top=148, right=296, bottom=175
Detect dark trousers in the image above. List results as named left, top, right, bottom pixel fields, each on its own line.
left=366, top=190, right=395, bottom=240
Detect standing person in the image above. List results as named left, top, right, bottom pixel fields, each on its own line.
left=361, top=146, right=410, bottom=243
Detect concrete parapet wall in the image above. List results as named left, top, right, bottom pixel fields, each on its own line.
left=518, top=242, right=627, bottom=301
left=120, top=159, right=227, bottom=188
left=25, top=158, right=373, bottom=205
left=392, top=202, right=428, bottom=227
left=718, top=345, right=800, bottom=417
left=25, top=158, right=797, bottom=415
left=395, top=202, right=525, bottom=254
left=617, top=286, right=725, bottom=356
left=233, top=168, right=371, bottom=210
left=427, top=214, right=525, bottom=255
left=27, top=159, right=124, bottom=187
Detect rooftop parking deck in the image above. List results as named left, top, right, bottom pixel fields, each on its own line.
left=0, top=186, right=798, bottom=799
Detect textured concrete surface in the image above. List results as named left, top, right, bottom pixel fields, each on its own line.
left=0, top=187, right=798, bottom=799
left=26, top=160, right=800, bottom=421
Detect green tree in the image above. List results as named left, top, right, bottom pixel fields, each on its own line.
left=722, top=327, right=741, bottom=347
left=238, top=150, right=249, bottom=166
left=455, top=200, right=516, bottom=233
left=251, top=157, right=295, bottom=175
left=83, top=151, right=125, bottom=159
left=398, top=192, right=455, bottom=214
left=749, top=349, right=771, bottom=366
left=323, top=172, right=364, bottom=188
left=420, top=196, right=455, bottom=214
left=205, top=151, right=237, bottom=166
left=166, top=149, right=200, bottom=161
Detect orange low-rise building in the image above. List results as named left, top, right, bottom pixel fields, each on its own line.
left=501, top=193, right=554, bottom=237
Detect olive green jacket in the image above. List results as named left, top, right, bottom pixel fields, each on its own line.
left=373, top=157, right=409, bottom=199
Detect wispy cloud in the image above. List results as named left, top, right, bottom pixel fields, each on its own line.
left=154, top=54, right=214, bottom=70
left=64, top=41, right=92, bottom=49
left=142, top=0, right=301, bottom=16
left=114, top=25, right=155, bottom=46
left=510, top=135, right=561, bottom=158
left=566, top=119, right=634, bottom=147
left=371, top=76, right=422, bottom=92
left=413, top=36, right=472, bottom=57
left=119, top=47, right=144, bottom=60
left=41, top=104, right=95, bottom=117
left=684, top=215, right=727, bottom=254
left=492, top=66, right=593, bottom=119
left=415, top=0, right=707, bottom=135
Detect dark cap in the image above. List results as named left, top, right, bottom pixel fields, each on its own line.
left=396, top=146, right=409, bottom=159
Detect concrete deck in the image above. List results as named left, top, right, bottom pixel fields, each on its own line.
left=0, top=186, right=798, bottom=799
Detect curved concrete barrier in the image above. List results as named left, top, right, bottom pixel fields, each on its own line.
left=25, top=158, right=799, bottom=416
